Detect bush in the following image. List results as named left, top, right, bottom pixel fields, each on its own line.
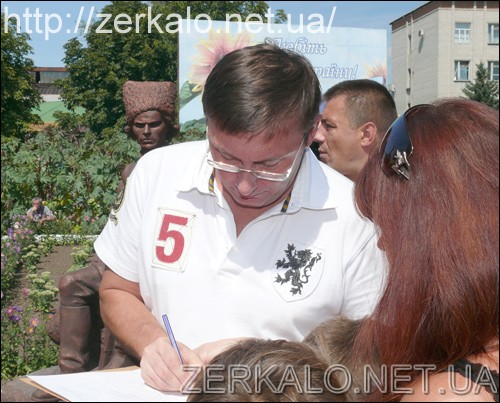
left=1, top=300, right=59, bottom=379
left=1, top=215, right=35, bottom=299
left=1, top=126, right=137, bottom=235
left=68, top=239, right=95, bottom=272
left=25, top=272, right=59, bottom=313
left=1, top=220, right=61, bottom=380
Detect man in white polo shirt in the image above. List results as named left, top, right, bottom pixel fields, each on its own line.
left=95, top=43, right=386, bottom=392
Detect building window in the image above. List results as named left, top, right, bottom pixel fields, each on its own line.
left=489, top=61, right=499, bottom=81
left=454, top=23, right=471, bottom=43
left=488, top=24, right=499, bottom=44
left=454, top=61, right=470, bottom=81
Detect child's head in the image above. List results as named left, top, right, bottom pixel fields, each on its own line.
left=187, top=338, right=347, bottom=402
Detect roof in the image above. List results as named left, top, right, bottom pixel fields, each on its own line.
left=34, top=83, right=63, bottom=95
left=33, top=67, right=68, bottom=72
left=391, top=1, right=499, bottom=31
left=33, top=101, right=85, bottom=123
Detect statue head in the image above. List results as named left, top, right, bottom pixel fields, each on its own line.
left=122, top=81, right=179, bottom=153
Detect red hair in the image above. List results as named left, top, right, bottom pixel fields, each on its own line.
left=354, top=99, right=499, bottom=400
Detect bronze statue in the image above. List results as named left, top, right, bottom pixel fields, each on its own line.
left=31, top=81, right=178, bottom=401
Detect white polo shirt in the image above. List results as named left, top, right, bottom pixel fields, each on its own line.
left=95, top=140, right=385, bottom=348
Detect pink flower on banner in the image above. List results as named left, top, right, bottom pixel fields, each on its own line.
left=188, top=30, right=253, bottom=94
left=365, top=60, right=387, bottom=85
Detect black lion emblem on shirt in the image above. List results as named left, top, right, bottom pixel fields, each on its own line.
left=275, top=244, right=322, bottom=295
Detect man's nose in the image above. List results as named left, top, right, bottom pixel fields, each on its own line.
left=235, top=171, right=258, bottom=196
left=143, top=124, right=151, bottom=135
left=313, top=124, right=326, bottom=144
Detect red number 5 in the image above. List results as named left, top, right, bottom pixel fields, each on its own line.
left=156, top=214, right=188, bottom=264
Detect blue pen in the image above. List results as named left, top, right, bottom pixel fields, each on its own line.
left=162, top=314, right=184, bottom=365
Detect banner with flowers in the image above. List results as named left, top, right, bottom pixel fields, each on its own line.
left=179, top=20, right=386, bottom=132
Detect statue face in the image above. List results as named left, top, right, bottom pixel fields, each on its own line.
left=132, top=110, right=169, bottom=153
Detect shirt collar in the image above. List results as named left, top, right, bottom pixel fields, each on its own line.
left=176, top=141, right=214, bottom=194
left=285, top=148, right=337, bottom=213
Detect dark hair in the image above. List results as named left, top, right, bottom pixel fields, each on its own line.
left=323, top=79, right=397, bottom=140
left=187, top=338, right=347, bottom=402
left=353, top=98, right=499, bottom=400
left=202, top=43, right=321, bottom=138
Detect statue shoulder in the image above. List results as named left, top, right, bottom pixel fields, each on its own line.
left=121, top=162, right=137, bottom=181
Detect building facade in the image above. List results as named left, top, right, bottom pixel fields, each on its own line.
left=391, top=1, right=499, bottom=113
left=31, top=67, right=69, bottom=102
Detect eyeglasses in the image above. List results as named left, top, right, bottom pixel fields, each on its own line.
left=206, top=135, right=307, bottom=182
left=380, top=104, right=429, bottom=180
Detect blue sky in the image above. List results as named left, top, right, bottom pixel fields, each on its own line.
left=1, top=1, right=428, bottom=81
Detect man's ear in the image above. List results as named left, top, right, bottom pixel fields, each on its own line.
left=359, top=122, right=377, bottom=147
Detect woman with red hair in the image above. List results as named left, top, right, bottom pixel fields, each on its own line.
left=352, top=98, right=499, bottom=401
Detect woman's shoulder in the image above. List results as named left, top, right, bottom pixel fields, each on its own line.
left=400, top=363, right=497, bottom=402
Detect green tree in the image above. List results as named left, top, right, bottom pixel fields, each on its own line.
left=59, top=1, right=285, bottom=137
left=1, top=126, right=138, bottom=234
left=1, top=14, right=42, bottom=139
left=462, top=62, right=499, bottom=110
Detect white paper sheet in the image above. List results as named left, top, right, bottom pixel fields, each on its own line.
left=28, top=368, right=188, bottom=402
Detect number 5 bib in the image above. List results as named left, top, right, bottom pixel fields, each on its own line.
left=152, top=208, right=196, bottom=272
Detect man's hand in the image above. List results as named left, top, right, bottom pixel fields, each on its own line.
left=140, top=336, right=204, bottom=392
left=100, top=269, right=204, bottom=392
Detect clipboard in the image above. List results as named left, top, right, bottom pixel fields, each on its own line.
left=21, top=366, right=161, bottom=402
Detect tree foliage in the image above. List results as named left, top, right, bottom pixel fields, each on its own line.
left=462, top=62, right=499, bottom=110
left=1, top=14, right=42, bottom=139
left=1, top=126, right=138, bottom=235
left=59, top=1, right=285, bottom=136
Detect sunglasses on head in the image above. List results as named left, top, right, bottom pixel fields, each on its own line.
left=380, top=104, right=430, bottom=180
